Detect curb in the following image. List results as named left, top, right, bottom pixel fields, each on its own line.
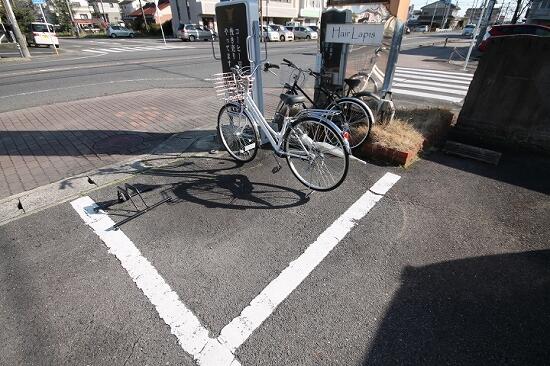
left=0, top=130, right=221, bottom=227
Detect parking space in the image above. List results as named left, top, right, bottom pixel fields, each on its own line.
left=2, top=148, right=549, bottom=365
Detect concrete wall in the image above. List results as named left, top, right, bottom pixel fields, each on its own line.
left=454, top=36, right=550, bottom=154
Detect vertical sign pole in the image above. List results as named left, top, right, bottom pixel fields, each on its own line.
left=251, top=19, right=263, bottom=114
left=40, top=3, right=58, bottom=55
left=463, top=0, right=487, bottom=70
left=155, top=0, right=167, bottom=46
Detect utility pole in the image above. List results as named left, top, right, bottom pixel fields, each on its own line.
left=64, top=0, right=80, bottom=37
left=464, top=0, right=487, bottom=70
left=138, top=0, right=148, bottom=31
left=429, top=1, right=439, bottom=30
left=442, top=1, right=451, bottom=28
left=1, top=0, right=31, bottom=57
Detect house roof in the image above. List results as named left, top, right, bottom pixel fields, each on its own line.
left=421, top=1, right=459, bottom=10
left=128, top=0, right=170, bottom=17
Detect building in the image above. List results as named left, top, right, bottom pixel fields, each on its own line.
left=526, top=0, right=550, bottom=26
left=120, top=0, right=143, bottom=22
left=464, top=6, right=502, bottom=25
left=128, top=0, right=172, bottom=24
left=88, top=0, right=123, bottom=24
left=418, top=1, right=459, bottom=29
left=169, top=0, right=321, bottom=36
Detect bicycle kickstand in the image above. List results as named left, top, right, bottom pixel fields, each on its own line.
left=271, top=152, right=282, bottom=174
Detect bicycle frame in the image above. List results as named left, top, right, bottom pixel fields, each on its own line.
left=240, top=91, right=347, bottom=158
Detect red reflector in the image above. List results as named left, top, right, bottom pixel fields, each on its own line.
left=343, top=131, right=350, bottom=141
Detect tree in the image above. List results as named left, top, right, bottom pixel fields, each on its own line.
left=511, top=0, right=532, bottom=23
left=0, top=0, right=35, bottom=34
left=50, top=0, right=72, bottom=32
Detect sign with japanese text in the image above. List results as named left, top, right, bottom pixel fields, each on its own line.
left=325, top=23, right=384, bottom=45
left=215, top=3, right=250, bottom=73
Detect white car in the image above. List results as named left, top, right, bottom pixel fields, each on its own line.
left=107, top=25, right=135, bottom=38
left=26, top=22, right=59, bottom=47
left=262, top=26, right=280, bottom=42
left=269, top=24, right=294, bottom=41
left=288, top=26, right=318, bottom=40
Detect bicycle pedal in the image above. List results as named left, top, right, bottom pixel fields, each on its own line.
left=272, top=166, right=281, bottom=174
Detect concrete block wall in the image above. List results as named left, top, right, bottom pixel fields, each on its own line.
left=455, top=36, right=550, bottom=154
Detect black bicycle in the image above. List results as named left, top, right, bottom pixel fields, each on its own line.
left=272, top=58, right=374, bottom=150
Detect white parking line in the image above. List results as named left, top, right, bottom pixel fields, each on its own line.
left=71, top=172, right=401, bottom=365
left=70, top=196, right=238, bottom=366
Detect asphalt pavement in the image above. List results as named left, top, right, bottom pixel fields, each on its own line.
left=0, top=33, right=471, bottom=113
left=1, top=145, right=549, bottom=365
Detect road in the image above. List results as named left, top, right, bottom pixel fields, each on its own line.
left=0, top=33, right=472, bottom=113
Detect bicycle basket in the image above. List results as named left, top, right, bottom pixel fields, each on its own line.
left=209, top=69, right=254, bottom=103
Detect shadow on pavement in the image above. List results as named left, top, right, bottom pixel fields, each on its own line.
left=423, top=151, right=550, bottom=195
left=95, top=155, right=309, bottom=226
left=400, top=44, right=478, bottom=63
left=364, top=249, right=550, bottom=366
left=0, top=129, right=216, bottom=157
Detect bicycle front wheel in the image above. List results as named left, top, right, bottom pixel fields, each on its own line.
left=283, top=117, right=349, bottom=191
left=331, top=99, right=372, bottom=149
left=217, top=103, right=260, bottom=163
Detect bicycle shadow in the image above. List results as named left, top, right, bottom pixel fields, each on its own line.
left=95, top=155, right=310, bottom=222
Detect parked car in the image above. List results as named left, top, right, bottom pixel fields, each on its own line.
left=26, top=22, right=59, bottom=47
left=414, top=25, right=429, bottom=32
left=269, top=24, right=294, bottom=41
left=262, top=26, right=280, bottom=42
left=478, top=24, right=550, bottom=52
left=308, top=25, right=319, bottom=33
left=288, top=26, right=318, bottom=40
left=462, top=24, right=476, bottom=38
left=107, top=25, right=135, bottom=38
left=177, top=24, right=214, bottom=42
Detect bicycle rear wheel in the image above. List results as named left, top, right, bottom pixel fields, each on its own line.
left=217, top=103, right=260, bottom=163
left=331, top=99, right=372, bottom=149
left=283, top=117, right=349, bottom=191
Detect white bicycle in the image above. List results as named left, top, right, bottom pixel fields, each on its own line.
left=211, top=63, right=350, bottom=191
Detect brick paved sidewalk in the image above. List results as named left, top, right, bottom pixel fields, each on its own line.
left=0, top=88, right=222, bottom=199
left=0, top=87, right=287, bottom=200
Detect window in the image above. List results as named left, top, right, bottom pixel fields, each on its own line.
left=109, top=3, right=114, bottom=8
left=110, top=25, right=120, bottom=30
left=80, top=14, right=89, bottom=19
left=31, top=23, right=54, bottom=32
left=185, top=25, right=195, bottom=30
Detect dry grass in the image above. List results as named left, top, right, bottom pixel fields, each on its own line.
left=369, top=108, right=455, bottom=151
left=370, top=120, right=424, bottom=151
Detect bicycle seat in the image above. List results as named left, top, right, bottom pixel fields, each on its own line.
left=279, top=94, right=306, bottom=106
left=344, top=78, right=362, bottom=89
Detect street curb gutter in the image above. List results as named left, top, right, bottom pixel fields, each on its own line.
left=0, top=130, right=220, bottom=227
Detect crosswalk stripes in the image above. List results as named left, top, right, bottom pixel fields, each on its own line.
left=82, top=45, right=188, bottom=55
left=392, top=66, right=474, bottom=103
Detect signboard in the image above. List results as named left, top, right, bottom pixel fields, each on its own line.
left=325, top=23, right=384, bottom=45
left=32, top=0, right=46, bottom=4
left=215, top=2, right=250, bottom=73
